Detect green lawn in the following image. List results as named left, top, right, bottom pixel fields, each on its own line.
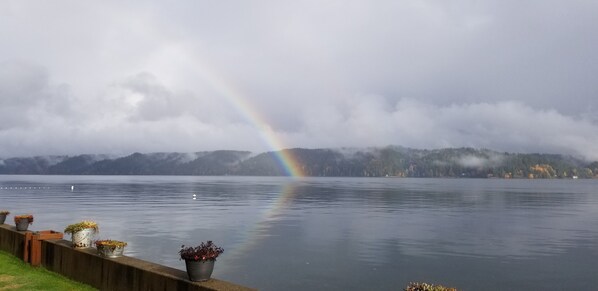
left=0, top=250, right=96, bottom=291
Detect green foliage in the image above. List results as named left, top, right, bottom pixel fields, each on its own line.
left=64, top=220, right=99, bottom=234
left=95, top=239, right=127, bottom=251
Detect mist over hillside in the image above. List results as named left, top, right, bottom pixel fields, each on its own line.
left=1, top=146, right=596, bottom=178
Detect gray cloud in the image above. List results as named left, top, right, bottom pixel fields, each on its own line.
left=118, top=73, right=194, bottom=122
left=290, top=99, right=598, bottom=160
left=1, top=1, right=598, bottom=160
left=0, top=61, right=75, bottom=130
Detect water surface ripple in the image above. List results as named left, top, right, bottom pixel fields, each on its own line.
left=1, top=176, right=597, bottom=290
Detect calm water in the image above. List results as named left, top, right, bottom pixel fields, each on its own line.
left=1, top=175, right=597, bottom=290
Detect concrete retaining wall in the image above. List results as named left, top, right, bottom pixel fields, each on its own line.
left=0, top=224, right=255, bottom=291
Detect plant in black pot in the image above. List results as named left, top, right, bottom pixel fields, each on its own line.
left=0, top=210, right=9, bottom=224
left=14, top=214, right=34, bottom=231
left=179, top=240, right=224, bottom=282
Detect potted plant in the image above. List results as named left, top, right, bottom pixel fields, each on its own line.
left=95, top=239, right=127, bottom=258
left=14, top=214, right=34, bottom=231
left=179, top=241, right=224, bottom=282
left=0, top=210, right=9, bottom=224
left=405, top=282, right=457, bottom=291
left=64, top=220, right=98, bottom=248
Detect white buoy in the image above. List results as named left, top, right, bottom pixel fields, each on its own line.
left=71, top=185, right=74, bottom=191
left=193, top=194, right=197, bottom=200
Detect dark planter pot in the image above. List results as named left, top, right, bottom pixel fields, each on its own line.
left=185, top=259, right=215, bottom=282
left=15, top=219, right=30, bottom=231
left=97, top=245, right=125, bottom=258
left=0, top=214, right=6, bottom=224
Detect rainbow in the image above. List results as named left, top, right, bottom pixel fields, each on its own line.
left=218, top=181, right=302, bottom=270
left=198, top=62, right=305, bottom=177
left=191, top=59, right=309, bottom=269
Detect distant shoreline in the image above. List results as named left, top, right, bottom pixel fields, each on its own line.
left=1, top=146, right=597, bottom=178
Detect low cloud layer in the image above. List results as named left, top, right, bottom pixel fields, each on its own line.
left=1, top=1, right=598, bottom=160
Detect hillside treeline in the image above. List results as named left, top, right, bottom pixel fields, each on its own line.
left=1, top=146, right=596, bottom=178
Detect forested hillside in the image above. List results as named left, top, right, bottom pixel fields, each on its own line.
left=0, top=146, right=596, bottom=178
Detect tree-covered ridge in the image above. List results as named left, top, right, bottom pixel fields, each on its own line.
left=249, top=147, right=596, bottom=178
left=0, top=146, right=596, bottom=178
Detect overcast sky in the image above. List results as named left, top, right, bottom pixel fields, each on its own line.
left=1, top=1, right=598, bottom=160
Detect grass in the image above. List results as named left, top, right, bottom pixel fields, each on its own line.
left=0, top=250, right=96, bottom=291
